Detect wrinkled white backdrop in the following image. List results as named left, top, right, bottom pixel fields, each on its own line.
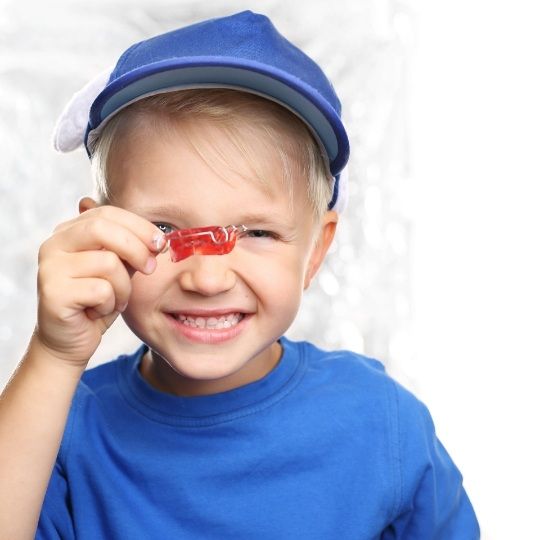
left=2, top=0, right=540, bottom=537
left=0, top=0, right=412, bottom=376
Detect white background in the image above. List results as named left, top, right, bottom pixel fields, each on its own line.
left=410, top=1, right=540, bottom=537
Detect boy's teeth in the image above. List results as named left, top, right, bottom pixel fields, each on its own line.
left=177, top=313, right=242, bottom=329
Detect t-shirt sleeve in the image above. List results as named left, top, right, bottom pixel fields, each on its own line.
left=386, top=383, right=480, bottom=539
left=35, top=460, right=75, bottom=539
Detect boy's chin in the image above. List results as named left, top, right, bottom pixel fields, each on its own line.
left=140, top=345, right=276, bottom=397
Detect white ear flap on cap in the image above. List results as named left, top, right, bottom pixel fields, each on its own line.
left=332, top=165, right=349, bottom=214
left=52, top=66, right=113, bottom=153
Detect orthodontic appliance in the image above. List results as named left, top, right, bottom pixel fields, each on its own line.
left=162, top=225, right=248, bottom=262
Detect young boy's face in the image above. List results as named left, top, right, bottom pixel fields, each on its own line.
left=95, top=112, right=336, bottom=396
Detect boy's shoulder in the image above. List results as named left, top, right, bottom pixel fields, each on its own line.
left=294, top=337, right=386, bottom=375
left=290, top=337, right=394, bottom=394
left=284, top=336, right=423, bottom=415
left=289, top=337, right=437, bottom=442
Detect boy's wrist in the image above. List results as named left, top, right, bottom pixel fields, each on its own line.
left=26, top=332, right=89, bottom=382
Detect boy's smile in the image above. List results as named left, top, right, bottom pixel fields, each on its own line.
left=102, top=115, right=336, bottom=396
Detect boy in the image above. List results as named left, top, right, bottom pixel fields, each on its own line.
left=0, top=11, right=479, bottom=539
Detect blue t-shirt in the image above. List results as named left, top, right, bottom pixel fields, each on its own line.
left=37, top=337, right=479, bottom=539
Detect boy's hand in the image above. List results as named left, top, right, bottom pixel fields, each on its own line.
left=34, top=205, right=164, bottom=368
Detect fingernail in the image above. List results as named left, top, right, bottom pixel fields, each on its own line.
left=152, top=232, right=166, bottom=252
left=118, top=302, right=128, bottom=312
left=144, top=256, right=157, bottom=274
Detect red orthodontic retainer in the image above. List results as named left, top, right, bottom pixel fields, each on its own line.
left=163, top=225, right=248, bottom=262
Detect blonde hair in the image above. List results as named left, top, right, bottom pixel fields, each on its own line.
left=90, top=89, right=333, bottom=221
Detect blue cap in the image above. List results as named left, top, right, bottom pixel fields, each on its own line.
left=56, top=11, right=350, bottom=210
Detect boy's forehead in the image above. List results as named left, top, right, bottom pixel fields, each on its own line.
left=112, top=129, right=316, bottom=227
left=109, top=112, right=307, bottom=208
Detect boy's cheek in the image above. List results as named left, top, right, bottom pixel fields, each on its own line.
left=244, top=257, right=305, bottom=291
left=126, top=271, right=164, bottom=307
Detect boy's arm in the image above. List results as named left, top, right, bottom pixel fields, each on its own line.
left=0, top=338, right=84, bottom=539
left=387, top=386, right=480, bottom=539
left=0, top=206, right=164, bottom=539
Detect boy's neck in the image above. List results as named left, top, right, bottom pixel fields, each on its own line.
left=138, top=341, right=283, bottom=397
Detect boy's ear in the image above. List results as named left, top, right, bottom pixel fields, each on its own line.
left=304, top=211, right=338, bottom=290
left=79, top=197, right=98, bottom=214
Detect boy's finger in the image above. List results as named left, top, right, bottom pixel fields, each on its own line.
left=55, top=205, right=165, bottom=254
left=39, top=276, right=116, bottom=322
left=71, top=277, right=116, bottom=317
left=50, top=218, right=161, bottom=276
left=64, top=251, right=133, bottom=312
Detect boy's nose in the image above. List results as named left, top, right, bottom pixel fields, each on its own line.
left=176, top=255, right=237, bottom=296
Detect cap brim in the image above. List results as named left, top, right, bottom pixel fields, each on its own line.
left=86, top=57, right=349, bottom=176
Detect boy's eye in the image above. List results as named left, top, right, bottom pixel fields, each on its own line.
left=245, top=229, right=276, bottom=239
left=153, top=223, right=175, bottom=235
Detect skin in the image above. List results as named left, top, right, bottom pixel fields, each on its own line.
left=0, top=112, right=336, bottom=537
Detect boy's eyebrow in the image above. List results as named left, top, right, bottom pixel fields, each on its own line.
left=128, top=205, right=291, bottom=227
left=128, top=204, right=188, bottom=218
left=235, top=211, right=289, bottom=226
